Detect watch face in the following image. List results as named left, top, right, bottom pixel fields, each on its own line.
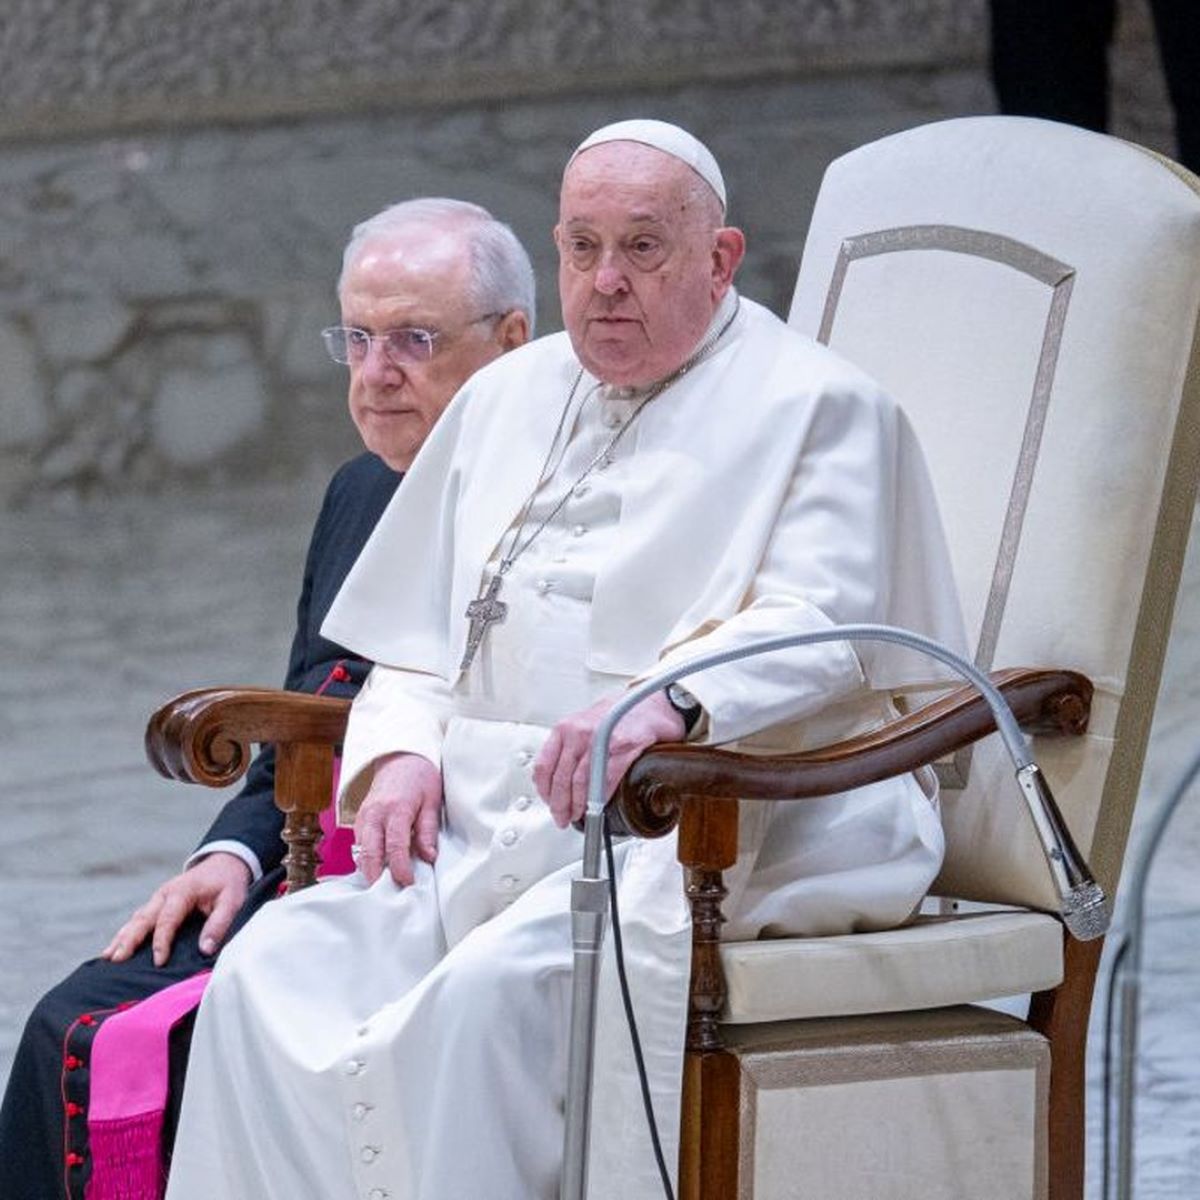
left=666, top=682, right=700, bottom=712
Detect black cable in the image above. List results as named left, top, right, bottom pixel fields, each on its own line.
left=603, top=814, right=677, bottom=1200
left=1100, top=933, right=1130, bottom=1200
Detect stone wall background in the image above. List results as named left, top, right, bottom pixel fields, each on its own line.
left=0, top=0, right=1178, bottom=507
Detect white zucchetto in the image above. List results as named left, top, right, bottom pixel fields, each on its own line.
left=568, top=118, right=726, bottom=211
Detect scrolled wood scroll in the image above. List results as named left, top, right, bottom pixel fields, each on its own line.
left=145, top=686, right=351, bottom=788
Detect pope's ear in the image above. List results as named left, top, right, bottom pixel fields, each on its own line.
left=712, top=226, right=746, bottom=291
left=496, top=309, right=531, bottom=351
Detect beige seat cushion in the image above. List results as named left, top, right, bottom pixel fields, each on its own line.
left=720, top=911, right=1063, bottom=1024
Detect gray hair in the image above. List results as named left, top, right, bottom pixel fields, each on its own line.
left=339, top=198, right=536, bottom=333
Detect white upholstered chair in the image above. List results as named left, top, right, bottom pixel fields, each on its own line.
left=148, top=117, right=1200, bottom=1199
left=613, top=116, right=1200, bottom=1200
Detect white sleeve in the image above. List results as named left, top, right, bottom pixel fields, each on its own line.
left=652, top=386, right=901, bottom=745
left=184, top=840, right=264, bottom=883
left=335, top=664, right=454, bottom=824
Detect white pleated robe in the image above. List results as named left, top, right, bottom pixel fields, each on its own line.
left=166, top=294, right=965, bottom=1200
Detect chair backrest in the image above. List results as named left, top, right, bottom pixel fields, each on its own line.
left=788, top=117, right=1200, bottom=912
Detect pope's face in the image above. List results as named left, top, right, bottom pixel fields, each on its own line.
left=339, top=228, right=523, bottom=471
left=555, top=142, right=744, bottom=388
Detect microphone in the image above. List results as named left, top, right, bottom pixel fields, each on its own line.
left=1015, top=762, right=1108, bottom=940
left=562, top=622, right=1108, bottom=1200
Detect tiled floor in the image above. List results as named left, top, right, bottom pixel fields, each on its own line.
left=1, top=481, right=1197, bottom=1197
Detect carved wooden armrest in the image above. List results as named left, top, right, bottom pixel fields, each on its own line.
left=145, top=686, right=352, bottom=892
left=614, top=667, right=1091, bottom=838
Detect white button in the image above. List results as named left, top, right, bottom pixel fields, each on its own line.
left=572, top=524, right=587, bottom=537
left=536, top=579, right=553, bottom=594
left=572, top=482, right=590, bottom=498
left=500, top=828, right=519, bottom=846
left=361, top=1145, right=380, bottom=1163
left=356, top=1025, right=370, bottom=1037
left=603, top=410, right=623, bottom=428
left=352, top=1103, right=371, bottom=1121
left=516, top=750, right=532, bottom=766
left=345, top=1059, right=364, bottom=1076
left=513, top=794, right=531, bottom=811
left=499, top=874, right=518, bottom=890
left=369, top=1190, right=389, bottom=1200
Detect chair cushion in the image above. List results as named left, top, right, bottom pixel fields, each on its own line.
left=720, top=910, right=1063, bottom=1024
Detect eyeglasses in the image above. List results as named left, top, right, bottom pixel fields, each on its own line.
left=321, top=313, right=503, bottom=368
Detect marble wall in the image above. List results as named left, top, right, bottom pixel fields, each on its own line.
left=0, top=0, right=1177, bottom=506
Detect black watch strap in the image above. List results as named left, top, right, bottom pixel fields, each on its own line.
left=664, top=682, right=703, bottom=735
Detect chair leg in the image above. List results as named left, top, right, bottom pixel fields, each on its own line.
left=1028, top=934, right=1105, bottom=1200
left=678, top=1048, right=740, bottom=1200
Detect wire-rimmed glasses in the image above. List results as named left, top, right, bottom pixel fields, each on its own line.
left=321, top=313, right=503, bottom=368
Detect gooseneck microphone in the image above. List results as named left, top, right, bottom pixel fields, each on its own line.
left=561, top=622, right=1109, bottom=1200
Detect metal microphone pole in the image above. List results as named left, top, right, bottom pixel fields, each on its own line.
left=1110, top=745, right=1200, bottom=1200
left=559, top=622, right=1110, bottom=1200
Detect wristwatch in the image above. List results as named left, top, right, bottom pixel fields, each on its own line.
left=664, top=681, right=703, bottom=735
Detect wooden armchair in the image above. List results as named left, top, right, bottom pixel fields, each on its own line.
left=147, top=118, right=1200, bottom=1200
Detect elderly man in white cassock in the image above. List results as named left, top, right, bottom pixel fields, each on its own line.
left=165, top=120, right=965, bottom=1200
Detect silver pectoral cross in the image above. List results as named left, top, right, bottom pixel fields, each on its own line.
left=460, top=573, right=508, bottom=671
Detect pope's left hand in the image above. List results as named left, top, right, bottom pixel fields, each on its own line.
left=533, top=691, right=687, bottom=828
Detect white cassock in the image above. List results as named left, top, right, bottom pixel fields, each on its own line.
left=166, top=292, right=966, bottom=1200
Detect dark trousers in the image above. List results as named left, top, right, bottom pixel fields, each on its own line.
left=991, top=0, right=1199, bottom=172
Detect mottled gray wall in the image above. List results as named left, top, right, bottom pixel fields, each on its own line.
left=0, top=0, right=1175, bottom=505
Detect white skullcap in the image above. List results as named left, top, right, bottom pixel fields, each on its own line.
left=568, top=119, right=726, bottom=211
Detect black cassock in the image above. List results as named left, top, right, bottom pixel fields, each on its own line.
left=0, top=452, right=400, bottom=1200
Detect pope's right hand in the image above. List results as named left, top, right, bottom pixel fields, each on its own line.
left=101, top=851, right=252, bottom=967
left=354, top=752, right=443, bottom=886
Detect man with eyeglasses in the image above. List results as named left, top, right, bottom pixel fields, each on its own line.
left=0, top=197, right=533, bottom=1200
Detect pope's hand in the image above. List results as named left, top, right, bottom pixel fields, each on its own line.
left=101, top=851, right=252, bottom=967
left=533, top=691, right=686, bottom=828
left=354, top=752, right=443, bottom=886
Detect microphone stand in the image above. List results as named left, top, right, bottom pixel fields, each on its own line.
left=560, top=622, right=1109, bottom=1200
left=1109, top=745, right=1200, bottom=1200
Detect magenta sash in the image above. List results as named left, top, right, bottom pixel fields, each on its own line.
left=85, top=971, right=211, bottom=1200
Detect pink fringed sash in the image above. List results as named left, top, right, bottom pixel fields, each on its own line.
left=85, top=971, right=211, bottom=1200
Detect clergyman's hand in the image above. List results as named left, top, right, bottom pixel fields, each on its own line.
left=101, top=851, right=253, bottom=967
left=533, top=691, right=686, bottom=829
left=354, top=752, right=443, bottom=886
